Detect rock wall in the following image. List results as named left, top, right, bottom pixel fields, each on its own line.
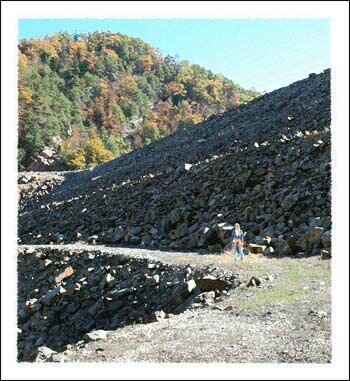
left=18, top=70, right=331, bottom=256
left=17, top=247, right=237, bottom=361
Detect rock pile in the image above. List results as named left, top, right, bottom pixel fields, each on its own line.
left=17, top=247, right=238, bottom=361
left=26, top=146, right=64, bottom=172
left=18, top=172, right=65, bottom=213
left=18, top=70, right=331, bottom=256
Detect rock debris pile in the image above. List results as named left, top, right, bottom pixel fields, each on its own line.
left=18, top=172, right=65, bottom=213
left=18, top=70, right=331, bottom=256
left=17, top=246, right=238, bottom=361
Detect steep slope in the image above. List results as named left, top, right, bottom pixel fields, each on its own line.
left=18, top=69, right=331, bottom=256
left=18, top=32, right=259, bottom=170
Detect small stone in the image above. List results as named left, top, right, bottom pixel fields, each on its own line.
left=42, top=286, right=66, bottom=305
left=44, top=259, right=52, bottom=267
left=263, top=246, right=274, bottom=255
left=196, top=275, right=231, bottom=292
left=247, top=276, right=261, bottom=287
left=152, top=274, right=160, bottom=284
left=51, top=353, right=66, bottom=362
left=55, top=266, right=74, bottom=283
left=84, top=330, right=108, bottom=342
left=186, top=279, right=197, bottom=293
left=35, top=346, right=57, bottom=362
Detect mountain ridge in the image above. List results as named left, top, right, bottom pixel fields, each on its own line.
left=18, top=31, right=259, bottom=170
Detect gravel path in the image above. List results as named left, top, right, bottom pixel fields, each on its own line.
left=18, top=244, right=234, bottom=269
left=63, top=302, right=331, bottom=363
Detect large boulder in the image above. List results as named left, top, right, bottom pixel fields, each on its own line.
left=248, top=243, right=266, bottom=254
left=321, top=230, right=331, bottom=249
left=196, top=275, right=231, bottom=292
left=297, top=227, right=324, bottom=253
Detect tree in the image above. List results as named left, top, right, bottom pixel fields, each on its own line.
left=18, top=31, right=260, bottom=170
left=84, top=137, right=114, bottom=166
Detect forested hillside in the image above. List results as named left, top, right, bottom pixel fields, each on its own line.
left=18, top=31, right=259, bottom=170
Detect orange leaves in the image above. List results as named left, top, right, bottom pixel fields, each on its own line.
left=103, top=48, right=119, bottom=62
left=18, top=53, right=28, bottom=69
left=69, top=40, right=87, bottom=58
left=136, top=55, right=153, bottom=73
left=164, top=82, right=187, bottom=99
left=17, top=31, right=260, bottom=171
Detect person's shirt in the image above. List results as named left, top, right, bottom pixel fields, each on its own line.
left=231, top=229, right=244, bottom=241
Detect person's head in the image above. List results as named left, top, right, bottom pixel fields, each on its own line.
left=234, top=222, right=240, bottom=230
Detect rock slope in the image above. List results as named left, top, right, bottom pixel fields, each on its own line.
left=18, top=70, right=331, bottom=256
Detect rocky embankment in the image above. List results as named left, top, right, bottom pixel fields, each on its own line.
left=17, top=245, right=331, bottom=363
left=17, top=245, right=239, bottom=361
left=18, top=70, right=331, bottom=257
left=18, top=172, right=66, bottom=212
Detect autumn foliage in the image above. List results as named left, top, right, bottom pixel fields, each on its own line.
left=18, top=32, right=259, bottom=170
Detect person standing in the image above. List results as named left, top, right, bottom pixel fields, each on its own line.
left=231, top=223, right=244, bottom=262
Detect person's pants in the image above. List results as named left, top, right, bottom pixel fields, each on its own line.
left=232, top=244, right=244, bottom=261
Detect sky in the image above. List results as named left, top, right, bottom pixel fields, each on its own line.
left=18, top=18, right=330, bottom=93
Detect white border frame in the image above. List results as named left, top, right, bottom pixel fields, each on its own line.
left=1, top=1, right=349, bottom=380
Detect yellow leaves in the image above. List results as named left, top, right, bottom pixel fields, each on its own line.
left=109, top=34, right=122, bottom=45
left=41, top=43, right=58, bottom=60
left=97, top=82, right=109, bottom=96
left=187, top=113, right=203, bottom=126
left=19, top=87, right=33, bottom=105
left=69, top=40, right=87, bottom=58
left=63, top=134, right=114, bottom=169
left=18, top=53, right=28, bottom=69
left=120, top=75, right=138, bottom=96
left=103, top=48, right=118, bottom=62
left=206, top=79, right=221, bottom=100
left=66, top=148, right=86, bottom=169
left=137, top=55, right=153, bottom=72
left=84, top=138, right=114, bottom=165
left=164, top=82, right=187, bottom=98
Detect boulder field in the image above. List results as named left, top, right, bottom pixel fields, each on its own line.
left=18, top=70, right=331, bottom=256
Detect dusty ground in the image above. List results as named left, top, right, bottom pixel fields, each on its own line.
left=24, top=245, right=331, bottom=363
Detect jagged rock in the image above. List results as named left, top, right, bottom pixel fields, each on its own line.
left=321, top=249, right=331, bottom=260
left=194, top=291, right=216, bottom=304
left=26, top=147, right=63, bottom=172
left=84, top=330, right=108, bottom=342
left=247, top=276, right=261, bottom=287
left=249, top=243, right=266, bottom=254
left=42, top=286, right=66, bottom=305
left=55, top=266, right=74, bottom=283
left=34, top=346, right=57, bottom=362
left=25, top=298, right=42, bottom=313
left=186, top=279, right=197, bottom=293
left=263, top=246, right=275, bottom=255
left=196, top=275, right=230, bottom=292
left=273, top=239, right=292, bottom=256
left=297, top=227, right=324, bottom=252
left=18, top=246, right=237, bottom=361
left=321, top=230, right=331, bottom=249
